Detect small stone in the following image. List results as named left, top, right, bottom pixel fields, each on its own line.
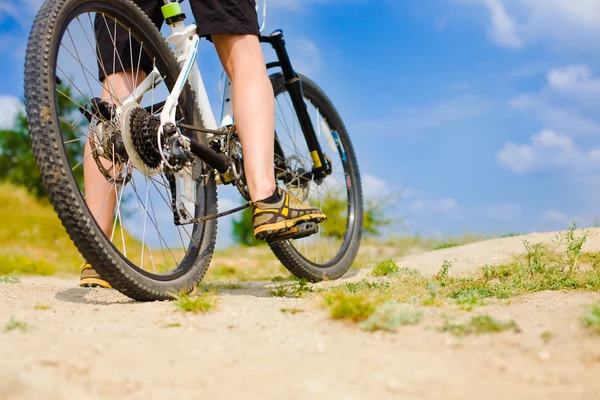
left=537, top=351, right=551, bottom=361
left=38, top=358, right=59, bottom=367
left=72, top=362, right=89, bottom=374
left=315, top=340, right=326, bottom=354
left=386, top=378, right=400, bottom=392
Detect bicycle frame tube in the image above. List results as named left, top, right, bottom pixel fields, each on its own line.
left=260, top=30, right=330, bottom=179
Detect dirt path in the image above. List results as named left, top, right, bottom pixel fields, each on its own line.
left=2, top=232, right=600, bottom=400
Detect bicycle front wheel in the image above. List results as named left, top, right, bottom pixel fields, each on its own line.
left=25, top=0, right=217, bottom=301
left=268, top=73, right=363, bottom=281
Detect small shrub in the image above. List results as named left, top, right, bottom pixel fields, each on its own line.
left=345, top=280, right=391, bottom=294
left=281, top=308, right=304, bottom=315
left=291, top=278, right=314, bottom=297
left=269, top=285, right=290, bottom=297
left=437, top=260, right=453, bottom=279
left=324, top=292, right=376, bottom=322
left=0, top=276, right=20, bottom=284
left=172, top=289, right=217, bottom=313
left=4, top=317, right=30, bottom=333
left=581, top=302, right=600, bottom=334
left=359, top=302, right=423, bottom=332
left=453, top=290, right=484, bottom=311
left=440, top=314, right=519, bottom=337
left=371, top=260, right=400, bottom=277
left=422, top=282, right=440, bottom=306
left=540, top=331, right=554, bottom=343
left=553, top=221, right=588, bottom=272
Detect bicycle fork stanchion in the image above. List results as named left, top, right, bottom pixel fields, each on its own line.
left=260, top=30, right=331, bottom=180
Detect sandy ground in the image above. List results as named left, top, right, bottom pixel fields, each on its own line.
left=1, top=231, right=600, bottom=400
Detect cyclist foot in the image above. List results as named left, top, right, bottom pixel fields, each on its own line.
left=79, top=264, right=111, bottom=288
left=252, top=187, right=326, bottom=241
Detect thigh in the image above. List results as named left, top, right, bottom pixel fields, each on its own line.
left=95, top=0, right=164, bottom=80
left=189, top=0, right=260, bottom=38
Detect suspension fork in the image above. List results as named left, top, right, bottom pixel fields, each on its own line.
left=260, top=30, right=331, bottom=180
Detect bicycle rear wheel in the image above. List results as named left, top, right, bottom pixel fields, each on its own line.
left=25, top=0, right=217, bottom=301
left=268, top=73, right=363, bottom=281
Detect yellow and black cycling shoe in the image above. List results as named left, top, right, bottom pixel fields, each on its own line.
left=252, top=187, right=326, bottom=241
left=79, top=263, right=111, bottom=288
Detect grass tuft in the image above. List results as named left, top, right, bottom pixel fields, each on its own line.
left=581, top=302, right=600, bottom=334
left=324, top=292, right=376, bottom=322
left=4, top=316, right=30, bottom=333
left=269, top=285, right=290, bottom=297
left=291, top=278, right=314, bottom=297
left=359, top=302, right=423, bottom=332
left=437, top=260, right=453, bottom=279
left=440, top=314, right=519, bottom=336
left=281, top=308, right=305, bottom=315
left=172, top=289, right=217, bottom=313
left=0, top=276, right=20, bottom=284
left=371, top=260, right=400, bottom=277
left=34, top=304, right=51, bottom=310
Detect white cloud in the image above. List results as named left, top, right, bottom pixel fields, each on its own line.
left=546, top=65, right=600, bottom=92
left=480, top=203, right=521, bottom=220
left=541, top=209, right=569, bottom=224
left=411, top=197, right=460, bottom=215
left=510, top=93, right=600, bottom=136
left=456, top=0, right=600, bottom=51
left=0, top=96, right=24, bottom=129
left=286, top=38, right=321, bottom=76
left=496, top=130, right=600, bottom=174
left=360, top=95, right=491, bottom=136
left=483, top=0, right=523, bottom=48
left=362, top=174, right=388, bottom=198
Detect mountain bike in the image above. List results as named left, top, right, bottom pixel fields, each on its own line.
left=24, top=0, right=363, bottom=301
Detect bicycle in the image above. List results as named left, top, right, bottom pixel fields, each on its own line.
left=24, top=0, right=363, bottom=301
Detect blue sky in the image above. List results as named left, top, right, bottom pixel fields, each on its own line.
left=2, top=0, right=600, bottom=245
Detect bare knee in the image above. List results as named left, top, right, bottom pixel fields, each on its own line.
left=212, top=34, right=266, bottom=81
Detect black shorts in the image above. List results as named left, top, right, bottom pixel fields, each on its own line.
left=95, top=0, right=259, bottom=81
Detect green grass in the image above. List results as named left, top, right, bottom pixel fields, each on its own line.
left=34, top=304, right=51, bottom=310
left=172, top=289, right=217, bottom=313
left=434, top=242, right=460, bottom=250
left=200, top=283, right=246, bottom=291
left=540, top=331, right=554, bottom=343
left=4, top=316, right=30, bottom=333
left=359, top=302, right=423, bottom=332
left=371, top=260, right=400, bottom=276
left=269, top=285, right=290, bottom=297
left=0, top=275, right=20, bottom=284
left=290, top=278, right=314, bottom=297
left=281, top=308, right=305, bottom=315
left=0, top=184, right=82, bottom=275
left=163, top=323, right=182, bottom=328
left=439, top=314, right=519, bottom=336
left=268, top=278, right=314, bottom=298
left=581, top=302, right=600, bottom=334
left=321, top=223, right=600, bottom=328
left=323, top=291, right=376, bottom=322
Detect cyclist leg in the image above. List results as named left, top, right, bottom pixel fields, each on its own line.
left=212, top=34, right=276, bottom=202
left=87, top=0, right=163, bottom=237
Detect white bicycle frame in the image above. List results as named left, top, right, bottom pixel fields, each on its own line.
left=121, top=9, right=234, bottom=152
left=120, top=4, right=235, bottom=223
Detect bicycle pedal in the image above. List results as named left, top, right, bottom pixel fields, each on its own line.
left=266, top=221, right=319, bottom=242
